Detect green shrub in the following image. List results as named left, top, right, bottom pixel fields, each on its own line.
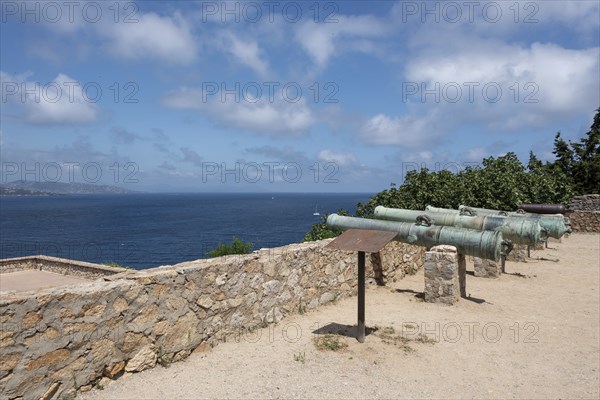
left=207, top=236, right=253, bottom=257
left=302, top=209, right=349, bottom=242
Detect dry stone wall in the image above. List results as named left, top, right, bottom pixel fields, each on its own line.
left=568, top=195, right=600, bottom=233
left=0, top=239, right=423, bottom=400
left=0, top=256, right=128, bottom=280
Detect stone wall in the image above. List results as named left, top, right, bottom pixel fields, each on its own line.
left=568, top=194, right=600, bottom=233
left=0, top=256, right=128, bottom=280
left=569, top=194, right=600, bottom=211
left=0, top=239, right=423, bottom=400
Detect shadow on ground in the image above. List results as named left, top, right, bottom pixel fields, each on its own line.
left=394, top=288, right=425, bottom=300
left=312, top=322, right=377, bottom=338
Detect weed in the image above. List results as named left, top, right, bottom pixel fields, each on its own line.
left=104, top=262, right=134, bottom=269
left=313, top=334, right=348, bottom=352
left=381, top=326, right=395, bottom=335
left=374, top=325, right=435, bottom=352
left=414, top=333, right=436, bottom=344
left=406, top=265, right=418, bottom=275
left=157, top=345, right=171, bottom=368
left=298, top=301, right=306, bottom=315
left=293, top=352, right=306, bottom=363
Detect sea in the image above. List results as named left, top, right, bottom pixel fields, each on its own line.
left=0, top=193, right=372, bottom=269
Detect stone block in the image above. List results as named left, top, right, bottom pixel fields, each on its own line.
left=473, top=257, right=501, bottom=278
left=125, top=345, right=157, bottom=372
left=424, top=246, right=460, bottom=305
left=506, top=244, right=528, bottom=262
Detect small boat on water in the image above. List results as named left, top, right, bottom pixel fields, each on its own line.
left=313, top=205, right=320, bottom=216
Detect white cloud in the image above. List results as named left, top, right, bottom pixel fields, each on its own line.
left=404, top=40, right=599, bottom=122
left=1, top=71, right=98, bottom=125
left=537, top=1, right=600, bottom=30
left=317, top=149, right=358, bottom=166
left=295, top=14, right=389, bottom=68
left=162, top=87, right=314, bottom=136
left=219, top=31, right=270, bottom=77
left=464, top=147, right=487, bottom=162
left=359, top=113, right=439, bottom=147
left=100, top=11, right=197, bottom=65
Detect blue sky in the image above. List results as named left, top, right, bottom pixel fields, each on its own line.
left=1, top=0, right=599, bottom=192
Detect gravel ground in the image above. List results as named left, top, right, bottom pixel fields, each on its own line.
left=80, top=233, right=600, bottom=399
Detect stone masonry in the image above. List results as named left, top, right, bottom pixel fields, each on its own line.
left=569, top=194, right=600, bottom=211
left=569, top=194, right=600, bottom=233
left=473, top=257, right=501, bottom=278
left=505, top=244, right=528, bottom=262
left=423, top=245, right=463, bottom=305
left=0, top=255, right=127, bottom=279
left=0, top=239, right=424, bottom=400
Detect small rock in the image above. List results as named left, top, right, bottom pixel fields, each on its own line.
left=79, top=385, right=92, bottom=393
left=125, top=346, right=157, bottom=372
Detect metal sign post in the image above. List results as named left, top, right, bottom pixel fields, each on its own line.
left=326, top=229, right=397, bottom=343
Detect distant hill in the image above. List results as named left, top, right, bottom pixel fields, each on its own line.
left=0, top=181, right=139, bottom=195
left=0, top=186, right=57, bottom=196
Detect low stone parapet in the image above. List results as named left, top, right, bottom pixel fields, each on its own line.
left=0, top=239, right=424, bottom=399
left=0, top=255, right=129, bottom=280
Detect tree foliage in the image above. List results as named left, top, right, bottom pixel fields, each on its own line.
left=304, top=108, right=600, bottom=241
left=303, top=209, right=349, bottom=242
left=207, top=236, right=253, bottom=257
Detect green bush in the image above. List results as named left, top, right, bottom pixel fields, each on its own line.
left=207, top=236, right=253, bottom=257
left=302, top=209, right=349, bottom=242
left=103, top=262, right=133, bottom=269
left=304, top=108, right=599, bottom=239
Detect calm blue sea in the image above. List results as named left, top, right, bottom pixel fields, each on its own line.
left=0, top=193, right=372, bottom=269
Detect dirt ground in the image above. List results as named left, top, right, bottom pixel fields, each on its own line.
left=0, top=270, right=90, bottom=293
left=80, top=233, right=600, bottom=399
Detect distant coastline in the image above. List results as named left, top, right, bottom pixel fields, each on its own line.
left=0, top=181, right=138, bottom=196
left=0, top=186, right=59, bottom=196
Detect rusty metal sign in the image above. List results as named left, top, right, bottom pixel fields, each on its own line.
left=326, top=229, right=396, bottom=253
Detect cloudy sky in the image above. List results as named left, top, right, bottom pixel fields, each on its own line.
left=1, top=0, right=599, bottom=192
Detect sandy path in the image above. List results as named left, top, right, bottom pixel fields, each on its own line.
left=0, top=270, right=90, bottom=292
left=80, top=234, right=600, bottom=399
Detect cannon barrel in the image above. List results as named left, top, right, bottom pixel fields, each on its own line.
left=450, top=205, right=571, bottom=239
left=326, top=214, right=504, bottom=261
left=376, top=206, right=544, bottom=245
left=517, top=204, right=571, bottom=215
